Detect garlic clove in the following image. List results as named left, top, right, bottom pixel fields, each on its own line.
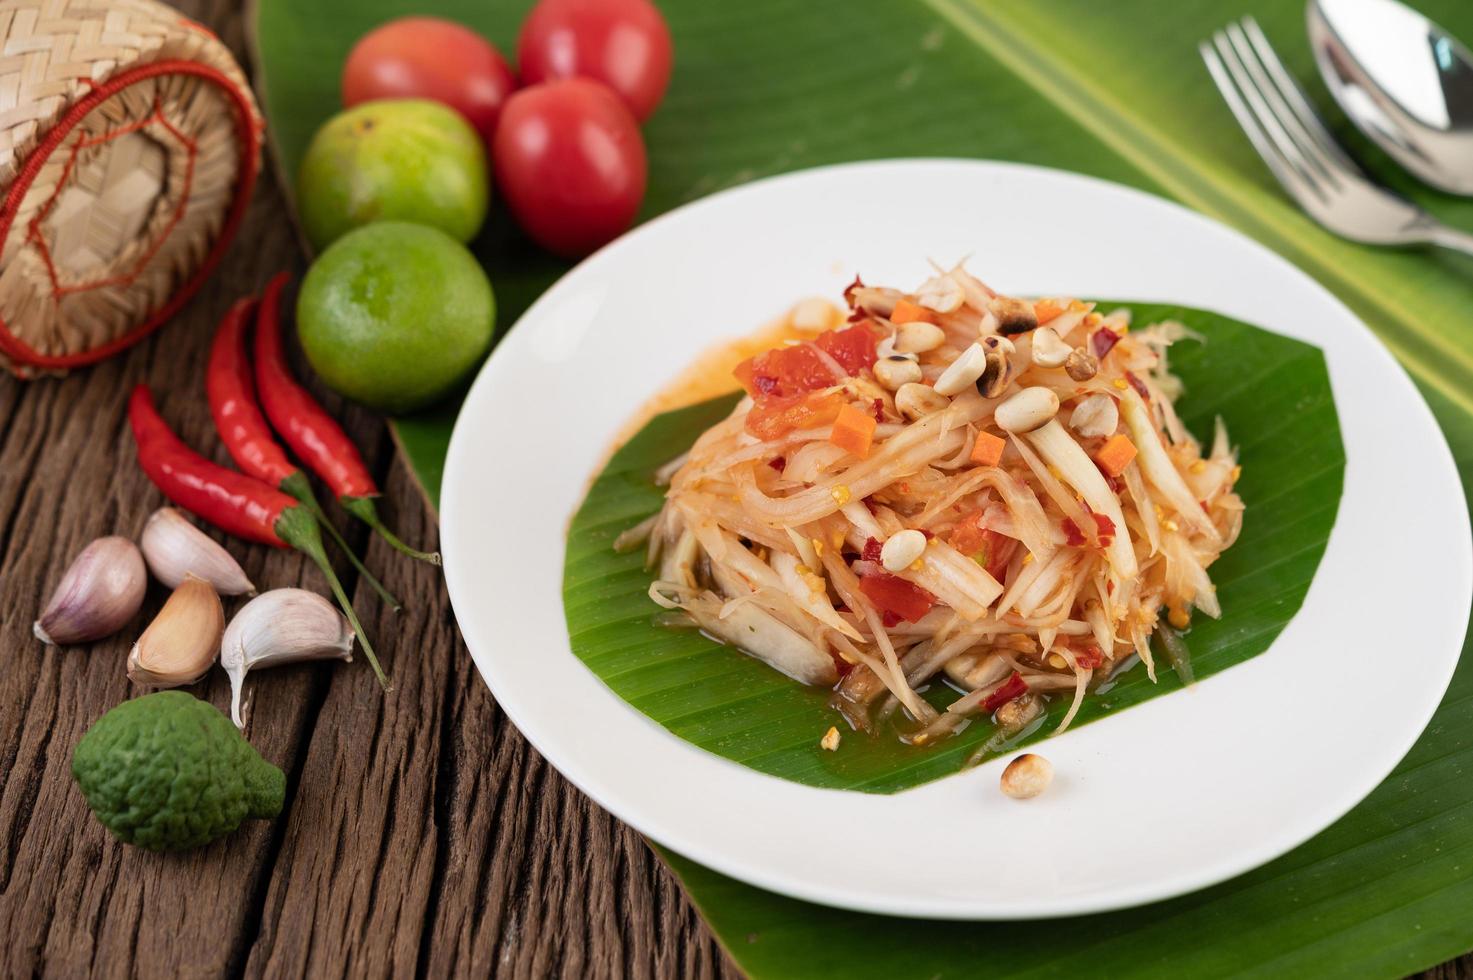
left=222, top=589, right=354, bottom=728
left=127, top=575, right=224, bottom=688
left=140, top=507, right=255, bottom=595
left=34, top=536, right=147, bottom=645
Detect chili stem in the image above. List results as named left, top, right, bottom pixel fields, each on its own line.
left=277, top=506, right=391, bottom=691
left=281, top=472, right=402, bottom=611
left=342, top=495, right=442, bottom=565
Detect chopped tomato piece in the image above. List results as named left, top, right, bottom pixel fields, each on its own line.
left=970, top=430, right=1006, bottom=467
left=1074, top=645, right=1104, bottom=670
left=830, top=403, right=877, bottom=458
left=734, top=344, right=834, bottom=400
left=983, top=671, right=1028, bottom=712
left=858, top=571, right=934, bottom=624
left=734, top=321, right=879, bottom=406
left=744, top=390, right=844, bottom=439
left=890, top=298, right=935, bottom=325
left=948, top=511, right=1018, bottom=581
left=815, top=320, right=879, bottom=375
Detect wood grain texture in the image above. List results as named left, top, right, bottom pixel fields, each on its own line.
left=0, top=1, right=1462, bottom=977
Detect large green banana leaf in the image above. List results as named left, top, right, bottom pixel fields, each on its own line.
left=564, top=306, right=1341, bottom=792
left=253, top=0, right=1473, bottom=974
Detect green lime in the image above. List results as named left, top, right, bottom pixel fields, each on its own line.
left=297, top=222, right=495, bottom=414
left=297, top=98, right=488, bottom=251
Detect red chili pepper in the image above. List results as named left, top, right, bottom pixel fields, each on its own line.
left=253, top=272, right=439, bottom=565
left=208, top=294, right=401, bottom=611
left=1126, top=371, right=1150, bottom=399
left=129, top=384, right=389, bottom=689
left=983, top=671, right=1028, bottom=713
left=861, top=537, right=883, bottom=562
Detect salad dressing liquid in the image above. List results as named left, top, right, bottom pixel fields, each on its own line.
left=604, top=299, right=842, bottom=455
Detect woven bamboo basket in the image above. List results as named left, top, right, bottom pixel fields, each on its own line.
left=0, top=0, right=261, bottom=378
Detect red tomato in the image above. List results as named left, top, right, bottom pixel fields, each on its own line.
left=493, top=79, right=647, bottom=257
left=815, top=321, right=879, bottom=375
left=516, top=0, right=673, bottom=121
left=733, top=322, right=878, bottom=401
left=744, top=391, right=844, bottom=441
left=342, top=17, right=517, bottom=143
left=857, top=572, right=934, bottom=625
left=734, top=345, right=835, bottom=400
left=948, top=514, right=1018, bottom=581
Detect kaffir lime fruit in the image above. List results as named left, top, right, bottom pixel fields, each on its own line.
left=72, top=691, right=284, bottom=852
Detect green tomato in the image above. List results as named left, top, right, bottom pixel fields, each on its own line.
left=297, top=221, right=496, bottom=414
left=72, top=692, right=284, bottom=852
left=297, top=98, right=488, bottom=251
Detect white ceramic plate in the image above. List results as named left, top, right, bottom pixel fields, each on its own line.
left=440, top=160, right=1470, bottom=919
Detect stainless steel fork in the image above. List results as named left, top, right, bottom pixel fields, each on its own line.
left=1201, top=17, right=1473, bottom=256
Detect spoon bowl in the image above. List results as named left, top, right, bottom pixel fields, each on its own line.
left=1308, top=0, right=1473, bottom=194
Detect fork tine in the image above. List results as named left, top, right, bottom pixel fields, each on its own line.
left=1205, top=31, right=1326, bottom=206
left=1223, top=21, right=1342, bottom=187
left=1239, top=16, right=1363, bottom=174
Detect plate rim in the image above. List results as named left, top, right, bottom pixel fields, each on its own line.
left=439, top=157, right=1471, bottom=919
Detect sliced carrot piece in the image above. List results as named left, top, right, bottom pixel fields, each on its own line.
left=970, top=430, right=1006, bottom=467
left=890, top=298, right=936, bottom=325
left=1033, top=299, right=1063, bottom=325
left=830, top=403, right=878, bottom=459
left=1095, top=434, right=1138, bottom=477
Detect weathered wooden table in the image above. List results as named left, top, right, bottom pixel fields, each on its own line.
left=0, top=2, right=731, bottom=975
left=0, top=2, right=1466, bottom=977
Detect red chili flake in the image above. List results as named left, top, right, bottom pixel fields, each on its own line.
left=871, top=397, right=885, bottom=424
left=1126, top=371, right=1150, bottom=398
left=1063, top=513, right=1115, bottom=547
left=768, top=456, right=787, bottom=473
left=918, top=528, right=933, bottom=540
left=862, top=497, right=878, bottom=515
left=983, top=672, right=1028, bottom=713
left=1200, top=500, right=1211, bottom=513
left=843, top=275, right=865, bottom=307
left=1091, top=327, right=1120, bottom=359
left=830, top=652, right=856, bottom=678
left=1106, top=580, right=1115, bottom=593
left=862, top=537, right=883, bottom=562
left=1075, top=645, right=1104, bottom=670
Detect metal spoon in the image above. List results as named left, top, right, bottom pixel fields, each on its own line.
left=1308, top=0, right=1473, bottom=194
